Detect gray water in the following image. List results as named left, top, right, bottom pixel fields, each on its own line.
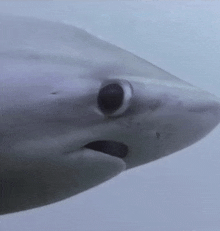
left=1, top=1, right=220, bottom=231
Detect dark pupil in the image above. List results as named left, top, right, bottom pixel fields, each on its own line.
left=98, top=83, right=124, bottom=114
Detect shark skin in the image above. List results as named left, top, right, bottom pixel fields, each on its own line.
left=0, top=15, right=220, bottom=215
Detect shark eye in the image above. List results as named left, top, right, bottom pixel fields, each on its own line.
left=98, top=79, right=132, bottom=116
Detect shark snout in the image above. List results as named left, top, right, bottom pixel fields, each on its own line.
left=158, top=87, right=220, bottom=154
left=129, top=80, right=220, bottom=162
left=185, top=88, right=220, bottom=128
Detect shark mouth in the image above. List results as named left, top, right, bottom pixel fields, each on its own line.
left=85, top=141, right=128, bottom=158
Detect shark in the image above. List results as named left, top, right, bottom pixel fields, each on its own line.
left=1, top=15, right=220, bottom=215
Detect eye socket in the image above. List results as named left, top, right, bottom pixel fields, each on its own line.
left=97, top=79, right=132, bottom=116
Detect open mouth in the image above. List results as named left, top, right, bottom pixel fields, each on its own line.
left=84, top=140, right=128, bottom=158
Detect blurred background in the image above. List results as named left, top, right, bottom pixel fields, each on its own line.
left=0, top=1, right=220, bottom=230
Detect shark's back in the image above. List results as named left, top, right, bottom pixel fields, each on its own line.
left=0, top=14, right=188, bottom=84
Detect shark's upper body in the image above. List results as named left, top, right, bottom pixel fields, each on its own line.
left=1, top=15, right=220, bottom=215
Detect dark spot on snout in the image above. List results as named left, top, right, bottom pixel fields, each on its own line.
left=149, top=100, right=162, bottom=111
left=156, top=132, right=160, bottom=139
left=51, top=92, right=58, bottom=95
left=188, top=104, right=220, bottom=115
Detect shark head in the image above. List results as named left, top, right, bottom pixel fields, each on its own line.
left=1, top=15, right=220, bottom=214
left=90, top=76, right=220, bottom=169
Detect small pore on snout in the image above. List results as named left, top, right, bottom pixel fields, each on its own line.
left=50, top=91, right=59, bottom=95
left=156, top=132, right=160, bottom=139
left=148, top=99, right=162, bottom=111
left=85, top=140, right=128, bottom=158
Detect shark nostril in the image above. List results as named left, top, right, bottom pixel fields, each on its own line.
left=85, top=140, right=128, bottom=158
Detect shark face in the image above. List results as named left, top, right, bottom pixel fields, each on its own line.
left=1, top=15, right=220, bottom=215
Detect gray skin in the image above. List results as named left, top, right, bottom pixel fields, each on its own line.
left=1, top=15, right=220, bottom=215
